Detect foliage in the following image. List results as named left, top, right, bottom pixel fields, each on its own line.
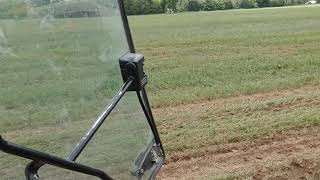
left=240, top=0, right=257, bottom=8
left=0, top=0, right=28, bottom=19
left=124, top=0, right=163, bottom=15
left=290, top=0, right=307, bottom=4
left=29, top=0, right=118, bottom=18
left=214, top=0, right=226, bottom=9
left=0, top=0, right=121, bottom=19
left=256, top=0, right=271, bottom=7
left=232, top=0, right=242, bottom=8
left=269, top=0, right=286, bottom=6
left=161, top=0, right=167, bottom=11
left=53, top=1, right=102, bottom=18
left=224, top=0, right=236, bottom=9
left=30, top=0, right=51, bottom=7
left=203, top=0, right=225, bottom=10
left=0, top=0, right=315, bottom=19
left=203, top=0, right=214, bottom=10
left=150, top=1, right=163, bottom=13
left=186, top=0, right=202, bottom=11
left=167, top=0, right=179, bottom=11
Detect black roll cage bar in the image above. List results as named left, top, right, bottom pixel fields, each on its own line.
left=0, top=0, right=165, bottom=179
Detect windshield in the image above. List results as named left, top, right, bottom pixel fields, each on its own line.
left=0, top=0, right=158, bottom=179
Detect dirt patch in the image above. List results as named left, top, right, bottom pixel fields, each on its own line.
left=158, top=127, right=320, bottom=180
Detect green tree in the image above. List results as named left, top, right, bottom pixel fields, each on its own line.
left=270, top=0, right=286, bottom=6
left=240, top=0, right=257, bottom=8
left=150, top=0, right=163, bottom=13
left=30, top=0, right=51, bottom=7
left=161, top=0, right=167, bottom=11
left=202, top=0, right=225, bottom=10
left=203, top=0, right=215, bottom=10
left=256, top=0, right=271, bottom=7
left=124, top=0, right=163, bottom=15
left=214, top=0, right=225, bottom=9
left=290, top=0, right=306, bottom=4
left=224, top=0, right=235, bottom=9
left=232, top=0, right=241, bottom=8
left=167, top=0, right=179, bottom=11
left=0, top=0, right=28, bottom=19
left=186, top=0, right=202, bottom=11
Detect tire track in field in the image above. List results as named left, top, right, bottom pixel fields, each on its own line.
left=155, top=85, right=320, bottom=179
left=158, top=127, right=320, bottom=180
left=155, top=84, right=320, bottom=134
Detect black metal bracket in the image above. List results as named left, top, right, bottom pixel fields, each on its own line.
left=120, top=53, right=147, bottom=91
left=130, top=140, right=164, bottom=179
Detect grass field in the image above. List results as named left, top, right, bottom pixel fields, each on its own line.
left=129, top=4, right=320, bottom=148
left=1, top=4, right=320, bottom=180
left=131, top=5, right=320, bottom=179
left=132, top=5, right=320, bottom=107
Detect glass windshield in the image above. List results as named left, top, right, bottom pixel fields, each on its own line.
left=0, top=0, right=157, bottom=179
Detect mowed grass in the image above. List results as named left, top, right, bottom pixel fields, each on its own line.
left=128, top=5, right=320, bottom=164
left=0, top=4, right=320, bottom=179
left=156, top=86, right=320, bottom=156
left=129, top=5, right=320, bottom=107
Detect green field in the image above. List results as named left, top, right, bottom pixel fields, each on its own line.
left=133, top=6, right=320, bottom=107
left=129, top=5, right=320, bottom=153
left=1, top=4, right=320, bottom=180
left=135, top=5, right=320, bottom=179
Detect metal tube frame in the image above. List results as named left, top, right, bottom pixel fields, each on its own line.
left=23, top=77, right=133, bottom=180
left=0, top=136, right=112, bottom=180
left=119, top=0, right=165, bottom=158
left=67, top=77, right=134, bottom=161
left=136, top=90, right=165, bottom=157
left=0, top=0, right=165, bottom=179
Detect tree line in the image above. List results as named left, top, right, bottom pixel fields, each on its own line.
left=0, top=0, right=318, bottom=19
left=124, top=0, right=318, bottom=15
left=0, top=0, right=118, bottom=19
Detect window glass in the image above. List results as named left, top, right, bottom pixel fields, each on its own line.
left=0, top=0, right=157, bottom=179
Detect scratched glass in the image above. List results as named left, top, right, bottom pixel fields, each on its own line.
left=0, top=0, right=155, bottom=179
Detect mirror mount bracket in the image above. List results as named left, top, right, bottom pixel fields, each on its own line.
left=119, top=53, right=147, bottom=91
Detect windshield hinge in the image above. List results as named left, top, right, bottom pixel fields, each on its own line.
left=130, top=141, right=163, bottom=178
